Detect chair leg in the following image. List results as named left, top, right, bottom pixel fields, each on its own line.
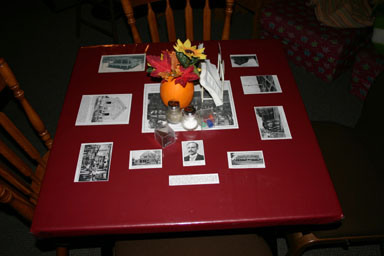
left=56, top=246, right=68, bottom=256
left=286, top=232, right=319, bottom=256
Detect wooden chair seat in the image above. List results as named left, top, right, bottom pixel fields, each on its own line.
left=120, top=0, right=235, bottom=43
left=285, top=73, right=384, bottom=255
left=115, top=233, right=273, bottom=256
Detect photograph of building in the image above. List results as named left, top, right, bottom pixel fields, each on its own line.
left=231, top=153, right=264, bottom=165
left=99, top=54, right=145, bottom=72
left=131, top=151, right=161, bottom=166
left=91, top=96, right=127, bottom=123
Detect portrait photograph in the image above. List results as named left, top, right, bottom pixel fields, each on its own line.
left=230, top=54, right=259, bottom=67
left=182, top=140, right=206, bottom=167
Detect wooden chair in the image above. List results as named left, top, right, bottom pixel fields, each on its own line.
left=120, top=0, right=235, bottom=43
left=285, top=73, right=384, bottom=255
left=115, top=233, right=274, bottom=256
left=0, top=58, right=68, bottom=256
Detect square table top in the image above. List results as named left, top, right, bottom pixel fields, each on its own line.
left=31, top=39, right=343, bottom=238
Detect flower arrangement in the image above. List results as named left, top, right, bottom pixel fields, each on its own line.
left=146, top=39, right=206, bottom=87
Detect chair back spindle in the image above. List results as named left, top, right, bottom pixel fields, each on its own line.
left=203, top=0, right=211, bottom=41
left=0, top=59, right=53, bottom=150
left=121, top=0, right=234, bottom=43
left=165, top=0, right=176, bottom=41
left=0, top=58, right=82, bottom=256
left=0, top=57, right=51, bottom=222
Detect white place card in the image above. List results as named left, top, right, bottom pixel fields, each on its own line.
left=169, top=173, right=220, bottom=186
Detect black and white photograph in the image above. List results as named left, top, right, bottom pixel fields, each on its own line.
left=129, top=149, right=162, bottom=169
left=98, top=54, right=146, bottom=73
left=230, top=54, right=259, bottom=67
left=182, top=140, right=206, bottom=167
left=227, top=151, right=265, bottom=169
left=142, top=81, right=239, bottom=132
left=74, top=142, right=113, bottom=182
left=240, top=75, right=282, bottom=94
left=254, top=106, right=292, bottom=140
left=75, top=94, right=132, bottom=126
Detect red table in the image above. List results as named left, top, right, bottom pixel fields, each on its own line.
left=31, top=39, right=342, bottom=238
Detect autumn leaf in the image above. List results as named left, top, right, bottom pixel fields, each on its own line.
left=175, top=66, right=199, bottom=87
left=146, top=53, right=172, bottom=79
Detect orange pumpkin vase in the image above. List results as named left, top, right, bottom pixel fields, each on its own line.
left=160, top=79, right=194, bottom=109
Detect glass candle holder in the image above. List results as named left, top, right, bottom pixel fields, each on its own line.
left=166, top=101, right=182, bottom=124
left=154, top=120, right=176, bottom=148
left=181, top=105, right=198, bottom=130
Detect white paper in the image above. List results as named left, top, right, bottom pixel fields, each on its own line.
left=75, top=94, right=132, bottom=126
left=199, top=60, right=223, bottom=106
left=169, top=173, right=219, bottom=186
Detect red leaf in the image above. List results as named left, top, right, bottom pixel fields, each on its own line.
left=146, top=53, right=172, bottom=78
left=175, top=66, right=199, bottom=87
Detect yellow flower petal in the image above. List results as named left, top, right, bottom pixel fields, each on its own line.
left=184, top=39, right=191, bottom=48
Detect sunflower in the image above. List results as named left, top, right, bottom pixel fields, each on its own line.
left=173, top=39, right=206, bottom=60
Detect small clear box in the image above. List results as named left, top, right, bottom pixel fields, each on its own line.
left=198, top=109, right=215, bottom=130
left=154, top=121, right=176, bottom=148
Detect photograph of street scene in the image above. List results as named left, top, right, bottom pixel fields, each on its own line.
left=254, top=106, right=292, bottom=140
left=75, top=143, right=113, bottom=182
